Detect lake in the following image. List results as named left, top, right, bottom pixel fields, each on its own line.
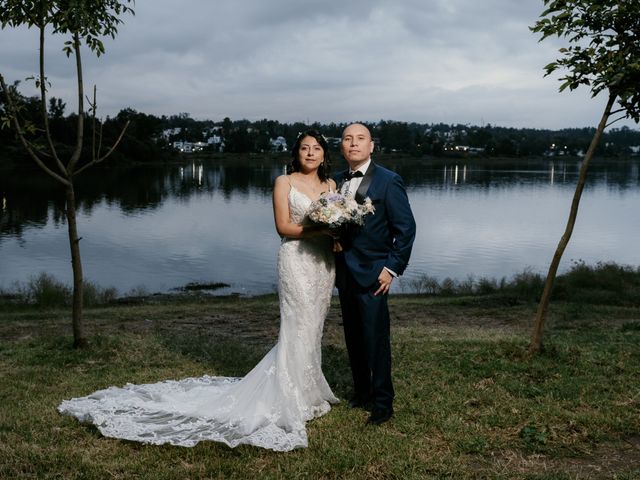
left=1, top=155, right=639, bottom=295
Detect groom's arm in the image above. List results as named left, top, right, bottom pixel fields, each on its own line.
left=383, top=174, right=416, bottom=276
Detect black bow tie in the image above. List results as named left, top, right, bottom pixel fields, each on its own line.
left=347, top=170, right=364, bottom=179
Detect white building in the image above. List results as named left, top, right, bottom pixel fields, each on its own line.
left=162, top=127, right=182, bottom=140
left=207, top=135, right=225, bottom=152
left=270, top=136, right=288, bottom=152
left=173, top=141, right=193, bottom=153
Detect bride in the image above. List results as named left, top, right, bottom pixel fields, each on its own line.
left=58, top=130, right=339, bottom=452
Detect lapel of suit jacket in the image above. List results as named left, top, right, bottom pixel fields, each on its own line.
left=355, top=162, right=376, bottom=204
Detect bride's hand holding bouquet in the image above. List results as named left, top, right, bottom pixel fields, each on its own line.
left=306, top=192, right=375, bottom=252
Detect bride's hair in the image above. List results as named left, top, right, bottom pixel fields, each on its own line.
left=287, top=129, right=331, bottom=181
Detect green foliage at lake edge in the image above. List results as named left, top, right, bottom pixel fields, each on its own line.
left=1, top=288, right=639, bottom=478
left=3, top=261, right=639, bottom=310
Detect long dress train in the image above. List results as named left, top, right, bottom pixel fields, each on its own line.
left=58, top=186, right=338, bottom=451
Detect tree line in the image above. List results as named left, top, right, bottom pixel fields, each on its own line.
left=3, top=94, right=640, bottom=168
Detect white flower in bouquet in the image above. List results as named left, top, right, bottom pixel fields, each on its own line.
left=307, top=192, right=375, bottom=228
left=306, top=192, right=375, bottom=252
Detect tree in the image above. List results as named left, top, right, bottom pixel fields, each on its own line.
left=0, top=0, right=134, bottom=347
left=528, top=0, right=640, bottom=354
left=378, top=120, right=413, bottom=152
left=48, top=96, right=66, bottom=119
left=0, top=80, right=41, bottom=155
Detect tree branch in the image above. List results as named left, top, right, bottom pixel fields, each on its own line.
left=605, top=115, right=628, bottom=128
left=97, top=120, right=129, bottom=163
left=38, top=22, right=67, bottom=177
left=608, top=107, right=627, bottom=116
left=97, top=121, right=104, bottom=159
left=74, top=120, right=129, bottom=176
left=90, top=85, right=97, bottom=162
left=67, top=33, right=85, bottom=175
left=0, top=73, right=71, bottom=186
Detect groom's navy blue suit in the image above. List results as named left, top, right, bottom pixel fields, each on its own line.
left=334, top=162, right=416, bottom=412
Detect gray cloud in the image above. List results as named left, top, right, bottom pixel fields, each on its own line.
left=1, top=0, right=636, bottom=129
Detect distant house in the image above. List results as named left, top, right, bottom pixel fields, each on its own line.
left=270, top=136, right=288, bottom=152
left=162, top=127, right=182, bottom=140
left=173, top=141, right=193, bottom=153
left=544, top=143, right=571, bottom=157
left=630, top=146, right=640, bottom=156
left=443, top=145, right=484, bottom=156
left=325, top=137, right=341, bottom=150
left=203, top=126, right=223, bottom=137
left=467, top=146, right=484, bottom=155
left=207, top=135, right=225, bottom=152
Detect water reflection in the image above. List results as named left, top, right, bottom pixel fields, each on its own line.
left=405, top=158, right=640, bottom=191
left=3, top=157, right=638, bottom=229
left=1, top=156, right=639, bottom=294
left=441, top=164, right=466, bottom=185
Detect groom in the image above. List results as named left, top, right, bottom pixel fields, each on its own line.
left=334, top=123, right=416, bottom=425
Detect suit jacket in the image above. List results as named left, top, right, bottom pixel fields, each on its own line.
left=334, top=162, right=416, bottom=289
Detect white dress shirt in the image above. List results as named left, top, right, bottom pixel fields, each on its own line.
left=341, top=159, right=371, bottom=196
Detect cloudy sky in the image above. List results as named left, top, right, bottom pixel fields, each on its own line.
left=1, top=1, right=634, bottom=129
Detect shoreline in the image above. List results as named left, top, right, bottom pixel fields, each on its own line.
left=2, top=261, right=638, bottom=312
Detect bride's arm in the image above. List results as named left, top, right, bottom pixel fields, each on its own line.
left=272, top=175, right=325, bottom=239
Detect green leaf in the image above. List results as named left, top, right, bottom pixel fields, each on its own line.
left=559, top=80, right=572, bottom=92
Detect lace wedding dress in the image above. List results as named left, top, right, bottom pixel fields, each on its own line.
left=58, top=185, right=338, bottom=451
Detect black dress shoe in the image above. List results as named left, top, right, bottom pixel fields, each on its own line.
left=348, top=395, right=372, bottom=410
left=367, top=407, right=393, bottom=425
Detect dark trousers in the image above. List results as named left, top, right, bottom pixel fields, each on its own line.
left=338, top=271, right=394, bottom=410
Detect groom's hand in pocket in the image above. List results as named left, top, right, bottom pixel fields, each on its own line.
left=374, top=269, right=393, bottom=296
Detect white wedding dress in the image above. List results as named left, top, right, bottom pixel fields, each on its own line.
left=58, top=185, right=338, bottom=451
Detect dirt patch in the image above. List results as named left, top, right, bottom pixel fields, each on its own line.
left=0, top=295, right=630, bottom=344
left=486, top=436, right=640, bottom=478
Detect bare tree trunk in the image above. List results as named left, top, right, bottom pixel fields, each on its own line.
left=62, top=33, right=87, bottom=348
left=528, top=93, right=617, bottom=355
left=64, top=183, right=86, bottom=348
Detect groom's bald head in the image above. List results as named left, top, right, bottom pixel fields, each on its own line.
left=341, top=123, right=374, bottom=167
left=341, top=123, right=372, bottom=141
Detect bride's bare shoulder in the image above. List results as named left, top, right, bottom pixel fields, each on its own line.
left=274, top=174, right=292, bottom=187
left=273, top=175, right=293, bottom=199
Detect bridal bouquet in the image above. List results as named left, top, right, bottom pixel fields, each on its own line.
left=307, top=192, right=375, bottom=251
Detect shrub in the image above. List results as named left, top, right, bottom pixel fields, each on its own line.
left=403, top=262, right=639, bottom=305
left=26, top=273, right=71, bottom=307
left=2, top=273, right=119, bottom=308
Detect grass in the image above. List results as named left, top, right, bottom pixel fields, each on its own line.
left=0, top=269, right=639, bottom=478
